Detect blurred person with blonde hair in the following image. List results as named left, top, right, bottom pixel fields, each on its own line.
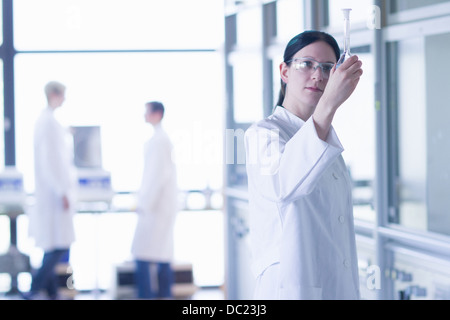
left=24, top=81, right=77, bottom=299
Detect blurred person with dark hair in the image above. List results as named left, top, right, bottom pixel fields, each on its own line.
left=131, top=101, right=178, bottom=299
left=245, top=31, right=363, bottom=300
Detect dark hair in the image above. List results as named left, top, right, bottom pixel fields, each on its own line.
left=276, top=30, right=340, bottom=107
left=146, top=101, right=165, bottom=117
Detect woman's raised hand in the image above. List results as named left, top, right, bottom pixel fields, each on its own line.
left=323, top=55, right=363, bottom=110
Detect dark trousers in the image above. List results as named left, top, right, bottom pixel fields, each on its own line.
left=30, top=249, right=69, bottom=298
left=135, top=260, right=173, bottom=299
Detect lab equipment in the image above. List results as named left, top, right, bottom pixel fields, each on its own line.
left=77, top=168, right=114, bottom=203
left=0, top=167, right=30, bottom=294
left=0, top=166, right=26, bottom=210
left=110, top=261, right=197, bottom=299
left=337, top=8, right=352, bottom=68
left=71, top=126, right=114, bottom=203
left=72, top=126, right=103, bottom=168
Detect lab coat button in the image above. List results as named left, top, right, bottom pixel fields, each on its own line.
left=343, top=259, right=351, bottom=268
left=338, top=216, right=345, bottom=223
left=332, top=172, right=339, bottom=180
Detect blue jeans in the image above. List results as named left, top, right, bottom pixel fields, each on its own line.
left=135, top=260, right=173, bottom=299
left=29, top=249, right=69, bottom=298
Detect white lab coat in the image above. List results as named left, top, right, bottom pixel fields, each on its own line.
left=131, top=124, right=178, bottom=262
left=245, top=106, right=360, bottom=300
left=29, top=107, right=76, bottom=251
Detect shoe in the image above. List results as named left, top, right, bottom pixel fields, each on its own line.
left=20, top=291, right=46, bottom=300
left=20, top=291, right=36, bottom=300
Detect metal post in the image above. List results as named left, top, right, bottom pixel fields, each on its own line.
left=262, top=2, right=276, bottom=117
left=224, top=12, right=238, bottom=300
left=2, top=0, right=16, bottom=166
left=373, top=0, right=393, bottom=300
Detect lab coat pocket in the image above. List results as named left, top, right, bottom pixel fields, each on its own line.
left=279, top=285, right=322, bottom=300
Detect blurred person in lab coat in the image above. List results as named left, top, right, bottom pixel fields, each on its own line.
left=131, top=101, right=178, bottom=299
left=25, top=81, right=77, bottom=299
left=245, top=31, right=363, bottom=300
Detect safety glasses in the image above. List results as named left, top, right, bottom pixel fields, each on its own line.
left=286, top=58, right=335, bottom=79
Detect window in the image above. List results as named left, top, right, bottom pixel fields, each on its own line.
left=276, top=0, right=304, bottom=43
left=328, top=0, right=374, bottom=28
left=389, top=32, right=450, bottom=236
left=390, top=0, right=450, bottom=13
left=236, top=6, right=262, bottom=49
left=14, top=0, right=223, bottom=50
left=0, top=60, right=4, bottom=170
left=333, top=49, right=376, bottom=223
left=231, top=53, right=263, bottom=123
left=0, top=2, right=3, bottom=46
left=15, top=52, right=224, bottom=193
left=9, top=0, right=226, bottom=292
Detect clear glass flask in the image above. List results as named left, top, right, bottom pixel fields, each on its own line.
left=336, top=8, right=352, bottom=68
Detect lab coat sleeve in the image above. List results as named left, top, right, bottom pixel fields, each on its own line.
left=137, top=138, right=166, bottom=213
left=38, top=121, right=72, bottom=196
left=245, top=117, right=344, bottom=203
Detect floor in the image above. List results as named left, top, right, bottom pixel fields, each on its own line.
left=1, top=286, right=225, bottom=300
left=1, top=210, right=225, bottom=299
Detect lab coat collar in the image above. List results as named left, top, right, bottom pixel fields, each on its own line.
left=273, top=106, right=306, bottom=129
left=273, top=106, right=344, bottom=150
left=153, top=123, right=164, bottom=132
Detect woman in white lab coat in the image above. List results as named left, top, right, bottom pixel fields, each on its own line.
left=26, top=81, right=76, bottom=299
left=245, top=31, right=363, bottom=300
left=131, top=101, right=178, bottom=299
